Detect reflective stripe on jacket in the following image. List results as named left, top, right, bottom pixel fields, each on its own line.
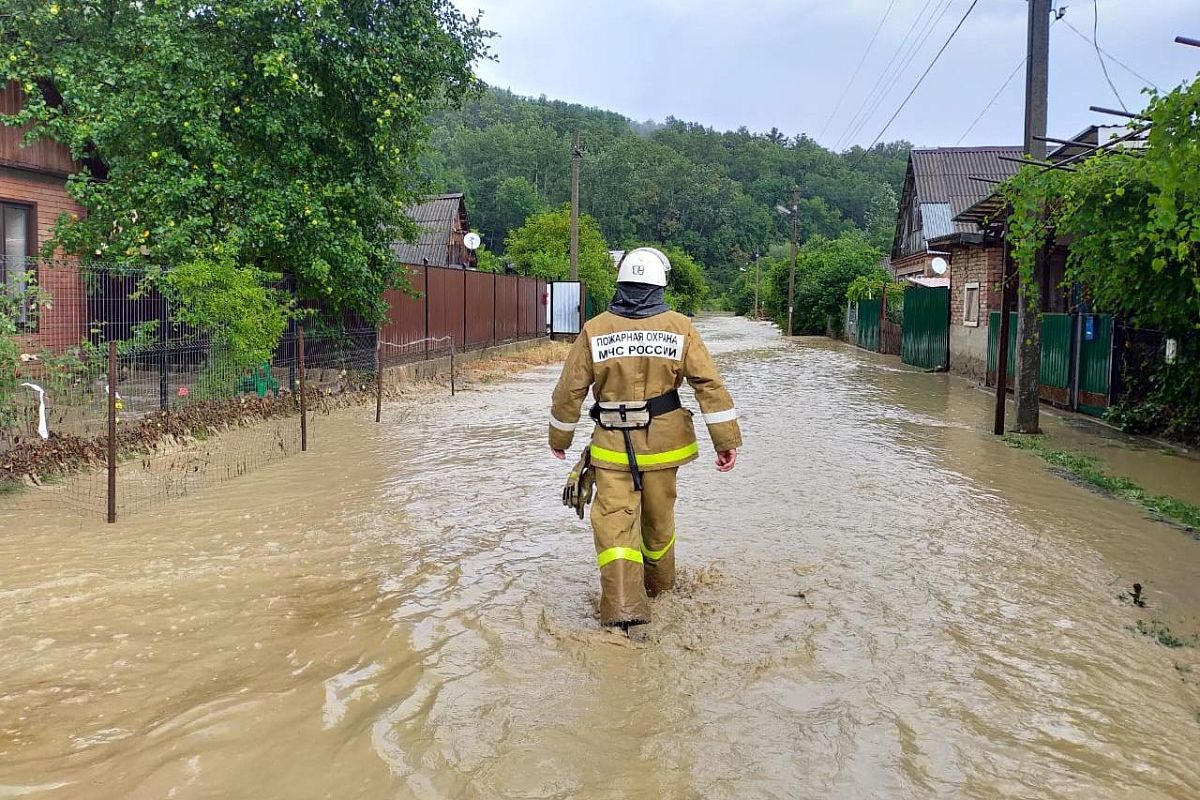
left=548, top=311, right=742, bottom=472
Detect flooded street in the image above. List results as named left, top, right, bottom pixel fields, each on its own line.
left=2, top=315, right=1199, bottom=799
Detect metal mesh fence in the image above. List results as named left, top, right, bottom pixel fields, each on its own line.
left=3, top=259, right=544, bottom=521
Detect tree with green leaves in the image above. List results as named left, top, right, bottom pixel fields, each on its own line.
left=2, top=0, right=487, bottom=363
left=1000, top=70, right=1200, bottom=444
left=765, top=230, right=882, bottom=335
left=504, top=206, right=615, bottom=301
left=422, top=86, right=910, bottom=296
left=659, top=246, right=708, bottom=315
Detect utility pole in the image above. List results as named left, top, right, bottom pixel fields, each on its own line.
left=569, top=129, right=581, bottom=281
left=787, top=186, right=799, bottom=337
left=1013, top=0, right=1050, bottom=434
left=753, top=251, right=761, bottom=318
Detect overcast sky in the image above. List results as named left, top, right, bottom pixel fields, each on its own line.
left=454, top=0, right=1198, bottom=151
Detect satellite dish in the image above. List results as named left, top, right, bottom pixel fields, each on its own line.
left=463, top=232, right=481, bottom=251
left=931, top=256, right=948, bottom=275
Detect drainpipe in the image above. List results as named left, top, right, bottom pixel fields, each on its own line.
left=1070, top=312, right=1083, bottom=412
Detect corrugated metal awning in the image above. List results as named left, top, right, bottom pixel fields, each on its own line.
left=906, top=276, right=950, bottom=288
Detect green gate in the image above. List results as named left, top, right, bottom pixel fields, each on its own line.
left=1077, top=314, right=1113, bottom=416
left=901, top=286, right=949, bottom=370
left=856, top=298, right=881, bottom=352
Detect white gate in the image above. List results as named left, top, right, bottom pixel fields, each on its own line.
left=549, top=282, right=582, bottom=335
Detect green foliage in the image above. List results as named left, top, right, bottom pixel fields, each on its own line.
left=2, top=0, right=488, bottom=330
left=504, top=206, right=615, bottom=300
left=765, top=231, right=883, bottom=335
left=1000, top=74, right=1200, bottom=335
left=845, top=268, right=905, bottom=304
left=1004, top=435, right=1200, bottom=530
left=1104, top=336, right=1200, bottom=446
left=999, top=73, right=1200, bottom=445
left=659, top=246, right=708, bottom=315
left=167, top=255, right=290, bottom=366
left=424, top=87, right=910, bottom=294
left=1132, top=619, right=1198, bottom=649
left=473, top=245, right=506, bottom=274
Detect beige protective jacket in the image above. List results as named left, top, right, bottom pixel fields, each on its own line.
left=549, top=311, right=742, bottom=472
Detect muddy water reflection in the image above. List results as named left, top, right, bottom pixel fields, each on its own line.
left=2, top=316, right=1198, bottom=799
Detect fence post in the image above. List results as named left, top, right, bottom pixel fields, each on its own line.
left=1070, top=312, right=1083, bottom=411
left=158, top=299, right=169, bottom=412
left=298, top=324, right=307, bottom=452
left=107, top=340, right=117, bottom=524
left=450, top=335, right=456, bottom=397
left=375, top=328, right=383, bottom=424
left=493, top=271, right=498, bottom=345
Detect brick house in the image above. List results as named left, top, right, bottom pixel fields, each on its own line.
left=891, top=147, right=1021, bottom=381
left=1, top=81, right=87, bottom=352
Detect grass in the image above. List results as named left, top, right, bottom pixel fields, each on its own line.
left=1004, top=435, right=1200, bottom=531
left=1130, top=618, right=1198, bottom=649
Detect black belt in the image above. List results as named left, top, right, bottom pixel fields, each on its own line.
left=588, top=390, right=681, bottom=492
left=587, top=389, right=681, bottom=424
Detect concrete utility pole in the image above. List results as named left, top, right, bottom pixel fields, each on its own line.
left=787, top=186, right=800, bottom=337
left=569, top=130, right=581, bottom=282
left=1013, top=0, right=1050, bottom=434
left=753, top=251, right=761, bottom=319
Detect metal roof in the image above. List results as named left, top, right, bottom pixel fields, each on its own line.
left=392, top=193, right=466, bottom=267
left=919, top=202, right=955, bottom=241
left=906, top=275, right=950, bottom=288
left=910, top=147, right=1023, bottom=234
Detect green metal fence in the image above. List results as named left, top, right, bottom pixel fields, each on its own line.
left=901, top=286, right=949, bottom=370
left=584, top=289, right=608, bottom=321
left=986, top=311, right=1113, bottom=415
left=1078, top=314, right=1114, bottom=416
left=856, top=299, right=881, bottom=352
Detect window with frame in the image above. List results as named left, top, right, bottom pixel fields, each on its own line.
left=1, top=201, right=33, bottom=323
left=963, top=282, right=980, bottom=327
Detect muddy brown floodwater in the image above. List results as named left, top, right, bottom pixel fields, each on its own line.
left=2, top=315, right=1199, bottom=800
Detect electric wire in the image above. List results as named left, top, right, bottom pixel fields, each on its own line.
left=840, top=0, right=962, bottom=150
left=1090, top=0, right=1127, bottom=111
left=833, top=0, right=940, bottom=149
left=818, top=0, right=901, bottom=141
left=1060, top=17, right=1159, bottom=90
left=837, top=0, right=952, bottom=149
left=955, top=56, right=1026, bottom=145
left=854, top=0, right=983, bottom=162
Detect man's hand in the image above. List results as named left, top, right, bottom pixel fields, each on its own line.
left=550, top=446, right=566, bottom=460
left=716, top=448, right=737, bottom=472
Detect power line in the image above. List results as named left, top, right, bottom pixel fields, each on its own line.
left=855, top=0, right=983, bottom=161
left=1090, top=0, right=1127, bottom=111
left=1060, top=17, right=1159, bottom=90
left=841, top=0, right=961, bottom=149
left=818, top=0, right=901, bottom=141
left=955, top=56, right=1026, bottom=145
left=834, top=0, right=940, bottom=149
left=836, top=0, right=954, bottom=150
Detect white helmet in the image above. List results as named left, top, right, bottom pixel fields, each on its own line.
left=617, top=247, right=671, bottom=287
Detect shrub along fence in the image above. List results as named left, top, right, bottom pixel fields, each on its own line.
left=2, top=260, right=547, bottom=520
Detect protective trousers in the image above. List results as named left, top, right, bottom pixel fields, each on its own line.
left=591, top=466, right=678, bottom=626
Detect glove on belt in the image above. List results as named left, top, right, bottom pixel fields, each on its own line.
left=562, top=449, right=595, bottom=519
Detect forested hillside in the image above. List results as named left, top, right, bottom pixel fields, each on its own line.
left=423, top=87, right=911, bottom=295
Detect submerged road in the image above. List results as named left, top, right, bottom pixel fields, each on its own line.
left=2, top=315, right=1199, bottom=799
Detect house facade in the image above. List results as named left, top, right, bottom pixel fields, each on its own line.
left=1, top=82, right=87, bottom=352
left=891, top=146, right=1021, bottom=381
left=392, top=192, right=478, bottom=270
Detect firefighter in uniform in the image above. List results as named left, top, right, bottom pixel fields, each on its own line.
left=549, top=247, right=741, bottom=630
